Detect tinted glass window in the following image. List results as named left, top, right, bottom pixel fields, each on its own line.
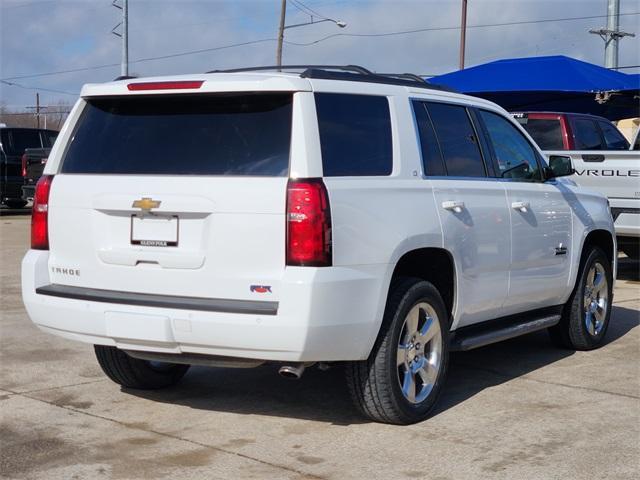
left=42, top=131, right=58, bottom=148
left=6, top=129, right=43, bottom=155
left=634, top=131, right=640, bottom=151
left=521, top=119, right=564, bottom=150
left=426, top=103, right=485, bottom=177
left=315, top=93, right=392, bottom=176
left=598, top=121, right=629, bottom=150
left=62, top=94, right=292, bottom=175
left=412, top=101, right=446, bottom=176
left=479, top=110, right=542, bottom=181
left=572, top=119, right=603, bottom=150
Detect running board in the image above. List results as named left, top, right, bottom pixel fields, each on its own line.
left=450, top=313, right=561, bottom=352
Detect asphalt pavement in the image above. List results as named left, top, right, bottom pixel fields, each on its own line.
left=1, top=215, right=638, bottom=479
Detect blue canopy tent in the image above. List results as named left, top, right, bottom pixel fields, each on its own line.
left=429, top=56, right=640, bottom=120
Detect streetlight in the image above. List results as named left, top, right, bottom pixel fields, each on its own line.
left=276, top=0, right=347, bottom=67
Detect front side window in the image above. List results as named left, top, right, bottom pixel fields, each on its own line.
left=62, top=93, right=293, bottom=176
left=521, top=118, right=564, bottom=150
left=425, top=102, right=486, bottom=177
left=598, top=121, right=629, bottom=150
left=572, top=119, right=603, bottom=150
left=479, top=110, right=543, bottom=181
left=315, top=93, right=392, bottom=176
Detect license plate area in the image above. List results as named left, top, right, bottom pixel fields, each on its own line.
left=131, top=214, right=179, bottom=247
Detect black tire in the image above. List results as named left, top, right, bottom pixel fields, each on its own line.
left=548, top=246, right=613, bottom=350
left=94, top=345, right=190, bottom=389
left=345, top=277, right=449, bottom=424
left=5, top=199, right=27, bottom=209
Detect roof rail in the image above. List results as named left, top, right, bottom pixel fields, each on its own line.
left=377, top=72, right=428, bottom=83
left=205, top=65, right=456, bottom=92
left=207, top=65, right=372, bottom=75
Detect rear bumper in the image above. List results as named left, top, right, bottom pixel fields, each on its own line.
left=22, top=185, right=35, bottom=201
left=22, top=250, right=389, bottom=362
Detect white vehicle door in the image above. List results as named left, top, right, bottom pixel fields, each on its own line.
left=476, top=109, right=573, bottom=313
left=413, top=101, right=510, bottom=328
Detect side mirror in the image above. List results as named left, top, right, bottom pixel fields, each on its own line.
left=546, top=155, right=575, bottom=179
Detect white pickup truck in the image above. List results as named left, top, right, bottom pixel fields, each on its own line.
left=514, top=112, right=639, bottom=259
left=560, top=150, right=638, bottom=259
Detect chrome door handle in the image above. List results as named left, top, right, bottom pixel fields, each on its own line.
left=442, top=200, right=465, bottom=213
left=511, top=201, right=530, bottom=213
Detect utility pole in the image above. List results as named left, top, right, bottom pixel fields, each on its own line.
left=459, top=0, right=468, bottom=70
left=122, top=0, right=129, bottom=76
left=276, top=0, right=287, bottom=68
left=589, top=0, right=635, bottom=69
left=35, top=93, right=40, bottom=129
left=111, top=0, right=129, bottom=77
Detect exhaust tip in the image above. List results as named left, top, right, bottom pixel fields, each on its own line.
left=278, top=364, right=305, bottom=380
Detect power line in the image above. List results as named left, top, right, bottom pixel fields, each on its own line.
left=3, top=12, right=639, bottom=82
left=1, top=38, right=277, bottom=81
left=0, top=111, right=71, bottom=116
left=0, top=79, right=78, bottom=96
left=290, top=0, right=332, bottom=21
left=284, top=12, right=640, bottom=46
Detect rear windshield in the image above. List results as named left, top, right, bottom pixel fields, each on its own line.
left=521, top=119, right=564, bottom=150
left=2, top=129, right=43, bottom=155
left=61, top=93, right=293, bottom=175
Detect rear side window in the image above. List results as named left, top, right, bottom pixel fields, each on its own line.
left=598, top=121, right=629, bottom=150
left=425, top=102, right=486, bottom=177
left=521, top=119, right=564, bottom=150
left=62, top=93, right=293, bottom=175
left=412, top=101, right=446, bottom=176
left=572, top=119, right=603, bottom=150
left=315, top=93, right=392, bottom=176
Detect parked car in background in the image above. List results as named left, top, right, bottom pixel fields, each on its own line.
left=23, top=68, right=616, bottom=424
left=0, top=127, right=58, bottom=208
left=512, top=112, right=630, bottom=151
left=21, top=147, right=51, bottom=201
left=514, top=112, right=639, bottom=259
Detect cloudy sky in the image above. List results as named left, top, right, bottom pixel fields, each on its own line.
left=1, top=0, right=638, bottom=109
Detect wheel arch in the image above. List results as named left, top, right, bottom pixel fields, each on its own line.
left=574, top=228, right=616, bottom=289
left=388, top=248, right=456, bottom=325
left=360, top=245, right=457, bottom=361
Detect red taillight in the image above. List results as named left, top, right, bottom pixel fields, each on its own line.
left=286, top=178, right=332, bottom=267
left=127, top=81, right=203, bottom=91
left=21, top=153, right=27, bottom=177
left=31, top=175, right=53, bottom=250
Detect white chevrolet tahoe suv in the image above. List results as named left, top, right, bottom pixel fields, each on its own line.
left=22, top=66, right=616, bottom=424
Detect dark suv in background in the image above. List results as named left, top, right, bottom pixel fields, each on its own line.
left=0, top=127, right=58, bottom=208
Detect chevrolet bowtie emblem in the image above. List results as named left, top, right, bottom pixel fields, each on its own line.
left=132, top=197, right=161, bottom=213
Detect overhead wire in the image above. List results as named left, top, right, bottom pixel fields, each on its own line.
left=2, top=12, right=639, bottom=81
left=284, top=12, right=640, bottom=46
